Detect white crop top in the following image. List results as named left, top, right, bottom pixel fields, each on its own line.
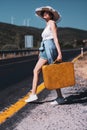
left=41, top=23, right=54, bottom=41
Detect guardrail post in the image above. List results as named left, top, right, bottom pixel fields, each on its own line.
left=2, top=53, right=5, bottom=59
left=81, top=47, right=83, bottom=57
left=14, top=52, right=16, bottom=57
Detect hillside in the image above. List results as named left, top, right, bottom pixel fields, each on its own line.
left=0, top=22, right=87, bottom=50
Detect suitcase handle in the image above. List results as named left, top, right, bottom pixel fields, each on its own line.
left=53, top=59, right=62, bottom=64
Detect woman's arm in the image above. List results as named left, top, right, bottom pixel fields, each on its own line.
left=49, top=20, right=62, bottom=61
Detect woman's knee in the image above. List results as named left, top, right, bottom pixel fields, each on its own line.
left=33, top=67, right=40, bottom=75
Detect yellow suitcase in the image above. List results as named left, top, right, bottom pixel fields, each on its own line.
left=42, top=62, right=75, bottom=90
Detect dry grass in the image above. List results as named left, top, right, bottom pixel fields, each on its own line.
left=74, top=52, right=87, bottom=79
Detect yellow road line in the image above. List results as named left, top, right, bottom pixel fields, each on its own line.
left=0, top=82, right=45, bottom=124
left=72, top=54, right=82, bottom=63
left=72, top=51, right=87, bottom=63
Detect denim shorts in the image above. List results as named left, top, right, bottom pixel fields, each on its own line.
left=39, top=39, right=58, bottom=63
left=39, top=49, right=48, bottom=60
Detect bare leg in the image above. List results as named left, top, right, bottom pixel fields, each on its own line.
left=25, top=58, right=47, bottom=102
left=50, top=89, right=65, bottom=105
left=56, top=89, right=63, bottom=98
left=31, top=58, right=47, bottom=95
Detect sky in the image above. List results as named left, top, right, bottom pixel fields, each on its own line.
left=0, top=0, right=87, bottom=30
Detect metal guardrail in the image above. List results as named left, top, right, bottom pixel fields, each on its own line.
left=0, top=47, right=87, bottom=60
left=0, top=48, right=39, bottom=54
left=62, top=47, right=87, bottom=61
left=0, top=47, right=87, bottom=58
left=0, top=48, right=39, bottom=59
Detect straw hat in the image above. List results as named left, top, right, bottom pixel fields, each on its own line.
left=35, top=6, right=61, bottom=22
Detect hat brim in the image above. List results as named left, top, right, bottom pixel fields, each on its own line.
left=35, top=6, right=61, bottom=22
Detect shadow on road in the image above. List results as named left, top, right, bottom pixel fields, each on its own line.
left=65, top=90, right=87, bottom=105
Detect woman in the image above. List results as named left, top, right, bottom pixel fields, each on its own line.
left=25, top=6, right=65, bottom=105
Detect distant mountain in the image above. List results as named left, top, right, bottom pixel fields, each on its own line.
left=0, top=22, right=87, bottom=50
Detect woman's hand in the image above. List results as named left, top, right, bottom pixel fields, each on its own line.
left=56, top=54, right=62, bottom=62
